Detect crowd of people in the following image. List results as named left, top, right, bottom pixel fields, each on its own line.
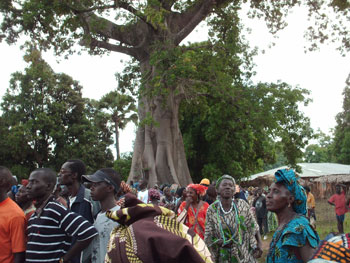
left=1, top=162, right=350, bottom=263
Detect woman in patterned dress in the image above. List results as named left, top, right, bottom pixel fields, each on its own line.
left=266, top=169, right=320, bottom=263
left=178, top=184, right=209, bottom=239
left=204, top=175, right=262, bottom=263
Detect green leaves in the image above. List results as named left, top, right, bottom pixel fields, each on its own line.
left=333, top=84, right=350, bottom=164
left=0, top=48, right=114, bottom=178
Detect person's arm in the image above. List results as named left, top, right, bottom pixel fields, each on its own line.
left=59, top=209, right=98, bottom=262
left=204, top=206, right=219, bottom=262
left=61, top=237, right=95, bottom=263
left=243, top=201, right=262, bottom=258
left=311, top=195, right=315, bottom=209
left=328, top=195, right=335, bottom=206
left=297, top=240, right=316, bottom=263
left=254, top=232, right=263, bottom=258
left=13, top=252, right=25, bottom=263
left=252, top=197, right=257, bottom=207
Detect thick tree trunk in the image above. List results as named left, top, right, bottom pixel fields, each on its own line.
left=128, top=63, right=192, bottom=187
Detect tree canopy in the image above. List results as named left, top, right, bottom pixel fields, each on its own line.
left=0, top=48, right=114, bottom=178
left=1, top=1, right=348, bottom=184
left=332, top=76, right=350, bottom=164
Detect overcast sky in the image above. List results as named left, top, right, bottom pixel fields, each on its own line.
left=0, top=6, right=349, bottom=155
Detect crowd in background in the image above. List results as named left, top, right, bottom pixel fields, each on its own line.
left=1, top=162, right=350, bottom=263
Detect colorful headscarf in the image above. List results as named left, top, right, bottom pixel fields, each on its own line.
left=120, top=181, right=132, bottom=194
left=187, top=184, right=207, bottom=196
left=274, top=169, right=307, bottom=215
left=215, top=174, right=235, bottom=190
left=148, top=188, right=161, bottom=200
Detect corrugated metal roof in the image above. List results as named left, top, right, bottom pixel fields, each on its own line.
left=245, top=163, right=350, bottom=181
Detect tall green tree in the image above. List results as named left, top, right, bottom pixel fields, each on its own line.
left=304, top=130, right=333, bottom=163
left=99, top=91, right=137, bottom=160
left=0, top=48, right=114, bottom=177
left=332, top=76, right=350, bottom=164
left=180, top=81, right=312, bottom=182
left=1, top=1, right=348, bottom=185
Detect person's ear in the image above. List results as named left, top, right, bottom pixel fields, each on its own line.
left=71, top=172, right=78, bottom=181
left=288, top=195, right=295, bottom=205
left=107, top=184, right=115, bottom=193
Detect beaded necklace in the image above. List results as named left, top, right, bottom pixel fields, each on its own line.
left=216, top=199, right=242, bottom=245
left=219, top=199, right=233, bottom=214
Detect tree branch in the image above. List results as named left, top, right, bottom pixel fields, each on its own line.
left=173, top=0, right=231, bottom=45
left=88, top=39, right=138, bottom=58
left=67, top=0, right=151, bottom=28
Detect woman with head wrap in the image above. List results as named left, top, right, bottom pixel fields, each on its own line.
left=148, top=188, right=161, bottom=205
left=204, top=175, right=262, bottom=263
left=160, top=186, right=176, bottom=210
left=177, top=184, right=209, bottom=239
left=266, top=169, right=320, bottom=263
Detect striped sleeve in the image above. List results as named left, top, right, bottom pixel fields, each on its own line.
left=60, top=209, right=98, bottom=241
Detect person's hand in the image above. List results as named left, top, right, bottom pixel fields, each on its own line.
left=185, top=196, right=193, bottom=209
left=165, top=203, right=175, bottom=210
left=253, top=247, right=263, bottom=258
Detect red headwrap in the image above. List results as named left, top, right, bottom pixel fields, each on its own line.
left=21, top=179, right=28, bottom=186
left=186, top=184, right=207, bottom=196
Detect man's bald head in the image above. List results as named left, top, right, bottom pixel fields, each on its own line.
left=0, top=166, right=13, bottom=192
left=31, top=168, right=57, bottom=192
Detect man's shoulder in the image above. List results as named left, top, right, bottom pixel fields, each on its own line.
left=0, top=197, right=25, bottom=217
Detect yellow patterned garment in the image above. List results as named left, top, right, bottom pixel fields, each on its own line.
left=105, top=193, right=213, bottom=263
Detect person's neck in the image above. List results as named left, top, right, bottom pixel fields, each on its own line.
left=220, top=197, right=232, bottom=209
left=69, top=181, right=81, bottom=197
left=192, top=200, right=200, bottom=208
left=276, top=208, right=296, bottom=227
left=35, top=193, right=52, bottom=209
left=0, top=190, right=8, bottom=203
left=20, top=200, right=33, bottom=210
left=100, top=194, right=117, bottom=213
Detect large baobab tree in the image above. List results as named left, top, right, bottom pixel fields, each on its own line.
left=1, top=1, right=349, bottom=186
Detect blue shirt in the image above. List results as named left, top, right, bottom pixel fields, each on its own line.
left=266, top=215, right=320, bottom=263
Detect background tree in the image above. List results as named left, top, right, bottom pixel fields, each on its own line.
left=1, top=1, right=348, bottom=185
left=304, top=130, right=333, bottom=163
left=114, top=152, right=133, bottom=182
left=99, top=91, right=137, bottom=160
left=332, top=75, right=350, bottom=164
left=180, top=81, right=312, bottom=182
left=0, top=48, right=114, bottom=178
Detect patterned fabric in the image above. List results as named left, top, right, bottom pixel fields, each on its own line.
left=328, top=233, right=350, bottom=248
left=178, top=201, right=209, bottom=239
left=204, top=199, right=259, bottom=263
left=308, top=239, right=350, bottom=263
left=148, top=188, right=161, bottom=200
left=105, top=193, right=213, bottom=263
left=266, top=215, right=320, bottom=263
left=267, top=211, right=278, bottom=232
left=120, top=181, right=132, bottom=194
left=274, top=169, right=307, bottom=215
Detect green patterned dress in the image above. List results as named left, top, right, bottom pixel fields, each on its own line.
left=204, top=199, right=259, bottom=263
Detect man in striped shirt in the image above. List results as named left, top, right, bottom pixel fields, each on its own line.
left=26, top=168, right=98, bottom=263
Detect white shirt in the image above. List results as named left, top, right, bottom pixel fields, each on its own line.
left=91, top=205, right=119, bottom=263
left=137, top=189, right=149, bottom=203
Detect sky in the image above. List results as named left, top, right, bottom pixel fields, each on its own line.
left=0, top=6, right=349, bottom=156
